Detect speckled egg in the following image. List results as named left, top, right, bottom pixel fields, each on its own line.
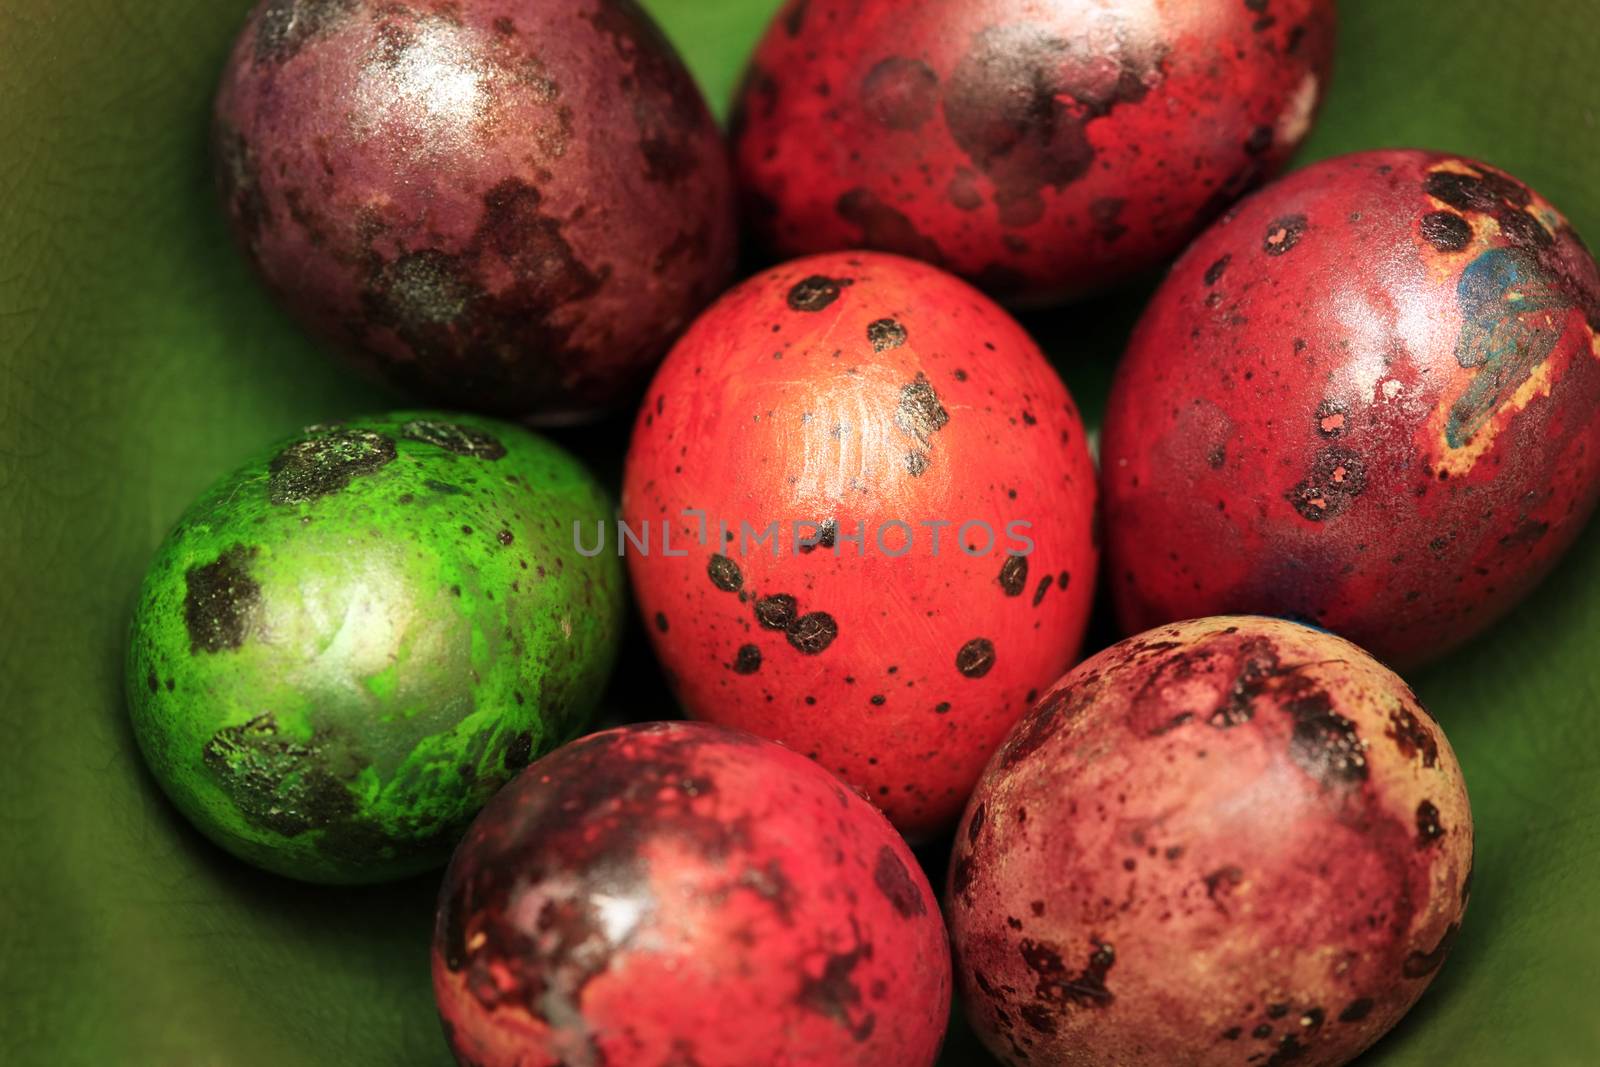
left=1102, top=149, right=1600, bottom=668
left=948, top=616, right=1472, bottom=1067
left=213, top=0, right=736, bottom=419
left=732, top=0, right=1335, bottom=305
left=126, top=413, right=623, bottom=883
left=621, top=252, right=1098, bottom=839
left=432, top=720, right=951, bottom=1067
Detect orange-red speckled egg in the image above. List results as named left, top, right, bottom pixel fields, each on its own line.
left=622, top=252, right=1097, bottom=838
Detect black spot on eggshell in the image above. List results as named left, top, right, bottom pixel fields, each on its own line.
left=708, top=554, right=744, bottom=592
left=1018, top=939, right=1116, bottom=1016
left=1338, top=998, right=1375, bottom=1023
left=1496, top=208, right=1554, bottom=250
left=1033, top=575, right=1052, bottom=606
left=268, top=429, right=396, bottom=505
left=956, top=638, right=996, bottom=678
left=867, top=318, right=908, bottom=351
left=1283, top=687, right=1368, bottom=787
left=1288, top=447, right=1367, bottom=521
left=904, top=451, right=930, bottom=476
left=184, top=544, right=261, bottom=653
left=202, top=711, right=354, bottom=836
left=895, top=374, right=949, bottom=444
left=999, top=555, right=1028, bottom=596
left=400, top=419, right=507, bottom=459
left=1386, top=705, right=1439, bottom=767
left=1421, top=211, right=1473, bottom=252
left=755, top=594, right=798, bottom=630
left=788, top=275, right=850, bottom=312
left=733, top=644, right=763, bottom=674
left=1263, top=214, right=1308, bottom=256
left=1424, top=168, right=1529, bottom=214
left=787, top=612, right=839, bottom=654
left=1416, top=799, right=1444, bottom=847
left=1204, top=254, right=1231, bottom=286
left=800, top=520, right=838, bottom=553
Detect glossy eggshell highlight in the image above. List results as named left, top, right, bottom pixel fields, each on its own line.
left=1102, top=149, right=1600, bottom=668
left=732, top=0, right=1335, bottom=305
left=948, top=616, right=1473, bottom=1067
left=432, top=721, right=951, bottom=1067
left=214, top=0, right=736, bottom=419
left=125, top=413, right=623, bottom=883
left=621, top=252, right=1098, bottom=838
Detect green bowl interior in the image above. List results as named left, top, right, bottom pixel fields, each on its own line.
left=1, top=1, right=1596, bottom=1063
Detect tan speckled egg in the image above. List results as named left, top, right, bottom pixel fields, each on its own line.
left=948, top=616, right=1472, bottom=1067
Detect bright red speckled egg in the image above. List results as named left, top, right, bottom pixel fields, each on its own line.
left=1102, top=149, right=1600, bottom=667
left=622, top=252, right=1097, bottom=838
left=433, top=721, right=951, bottom=1067
left=214, top=0, right=736, bottom=419
left=948, top=616, right=1473, bottom=1067
left=732, top=0, right=1335, bottom=305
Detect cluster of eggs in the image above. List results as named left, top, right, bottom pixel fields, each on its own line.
left=124, top=1, right=1600, bottom=1065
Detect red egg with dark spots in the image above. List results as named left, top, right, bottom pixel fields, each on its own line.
left=433, top=721, right=951, bottom=1067
left=1102, top=149, right=1600, bottom=667
left=949, top=616, right=1473, bottom=1067
left=732, top=0, right=1335, bottom=305
left=622, top=252, right=1097, bottom=838
left=214, top=0, right=736, bottom=420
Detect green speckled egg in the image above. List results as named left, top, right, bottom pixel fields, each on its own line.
left=126, top=413, right=623, bottom=884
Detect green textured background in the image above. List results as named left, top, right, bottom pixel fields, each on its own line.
left=1, top=1, right=1596, bottom=1064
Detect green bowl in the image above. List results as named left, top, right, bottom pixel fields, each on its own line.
left=1, top=1, right=1595, bottom=1063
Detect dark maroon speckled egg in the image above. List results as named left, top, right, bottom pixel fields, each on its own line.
left=733, top=0, right=1335, bottom=305
left=1103, top=149, right=1600, bottom=667
left=214, top=0, right=737, bottom=420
